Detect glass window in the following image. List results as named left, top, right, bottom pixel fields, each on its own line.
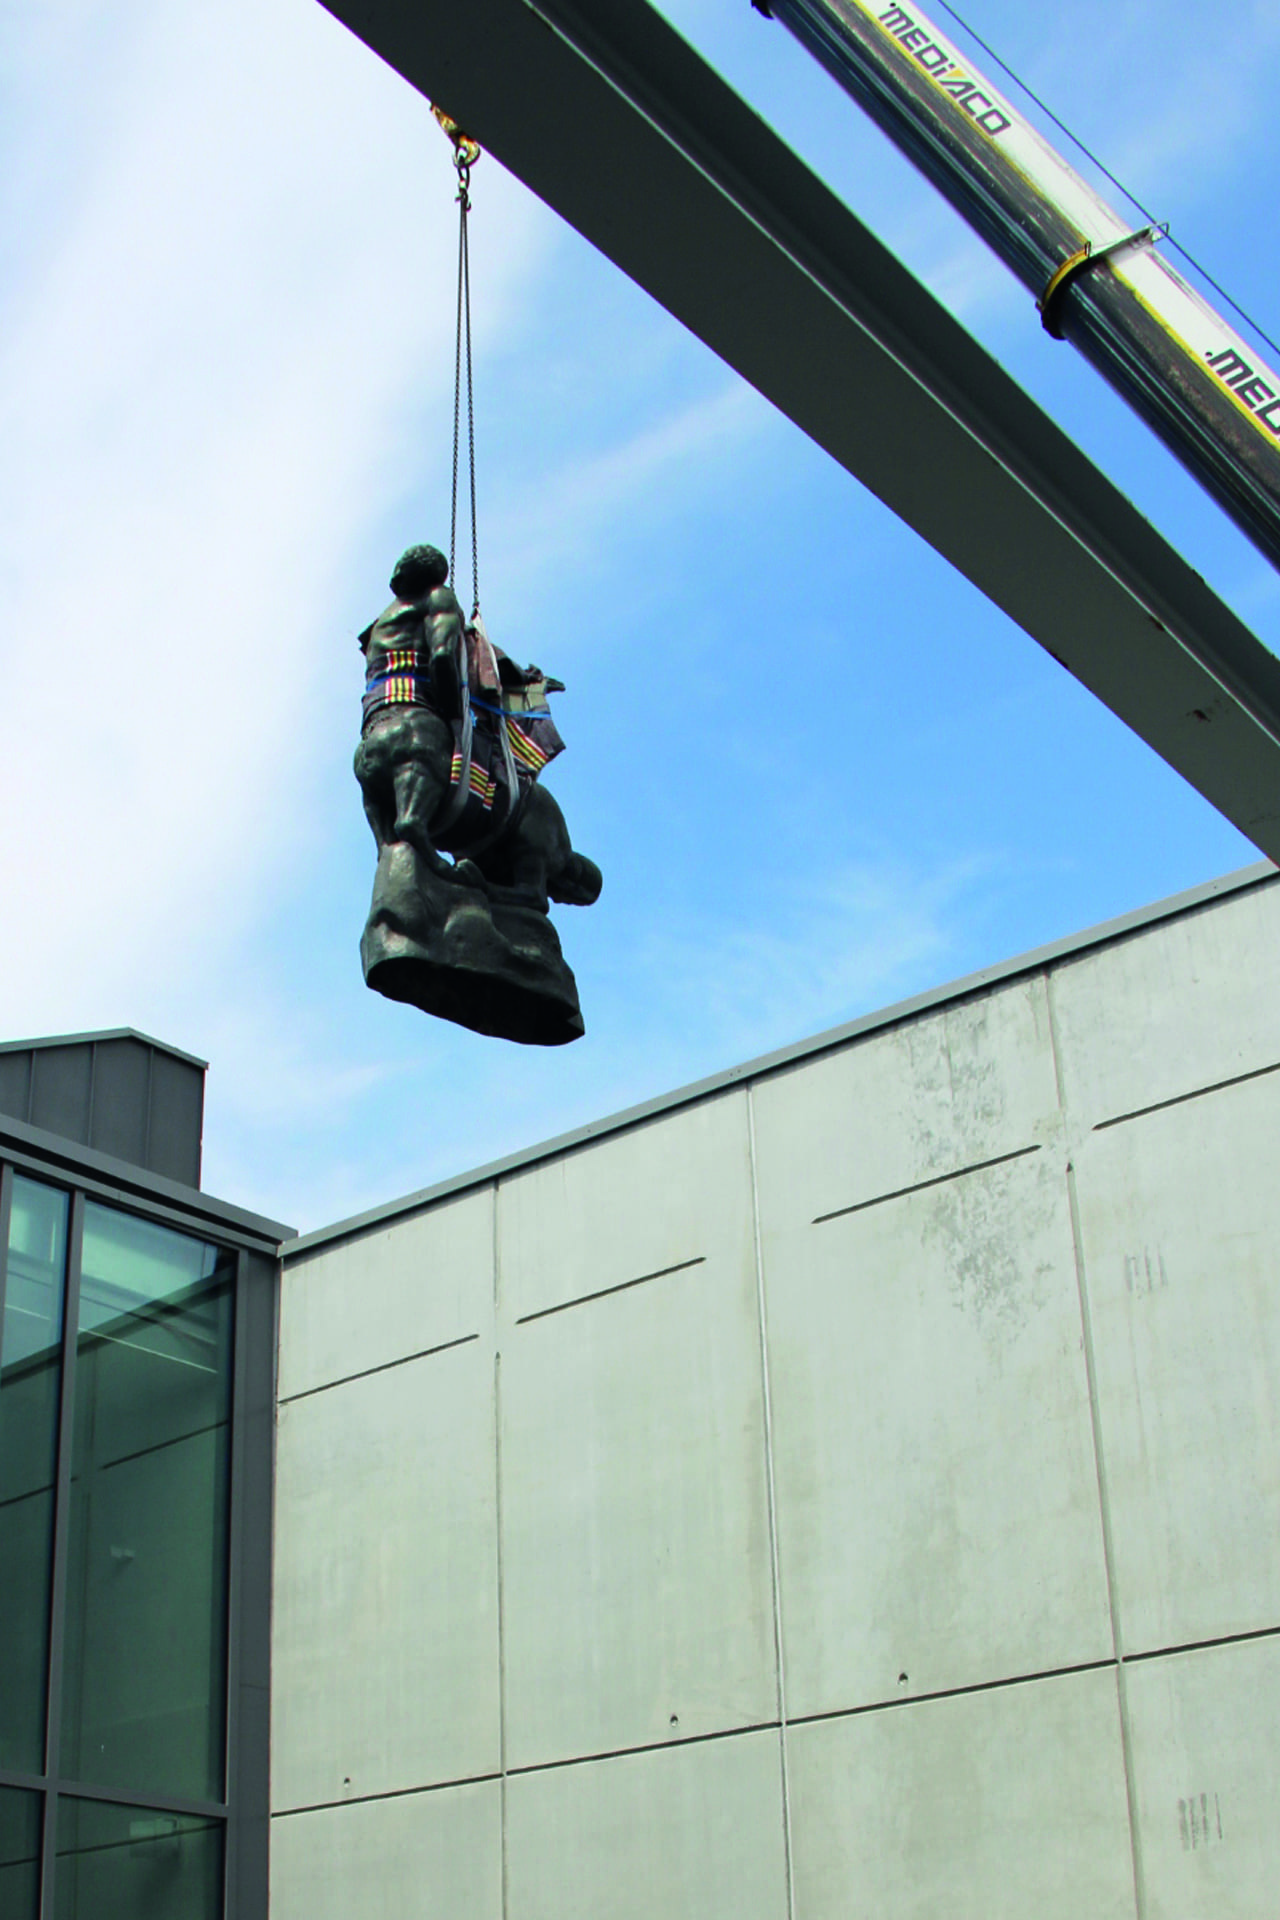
left=0, top=1785, right=43, bottom=1920
left=59, top=1205, right=235, bottom=1804
left=54, top=1797, right=221, bottom=1920
left=0, top=1177, right=68, bottom=1771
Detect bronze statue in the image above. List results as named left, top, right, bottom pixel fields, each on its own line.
left=354, top=544, right=601, bottom=1044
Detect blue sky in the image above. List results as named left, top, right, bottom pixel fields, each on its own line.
left=2, top=0, right=1277, bottom=1230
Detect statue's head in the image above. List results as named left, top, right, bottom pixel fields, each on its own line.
left=390, top=544, right=449, bottom=601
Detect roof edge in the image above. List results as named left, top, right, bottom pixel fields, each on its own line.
left=0, top=1027, right=208, bottom=1070
left=284, top=859, right=1277, bottom=1260
left=0, top=1110, right=292, bottom=1247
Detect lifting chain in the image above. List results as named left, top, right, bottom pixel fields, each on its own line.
left=433, top=107, right=482, bottom=619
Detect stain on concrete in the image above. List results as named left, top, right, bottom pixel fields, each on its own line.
left=1178, top=1791, right=1223, bottom=1850
left=920, top=1155, right=1056, bottom=1331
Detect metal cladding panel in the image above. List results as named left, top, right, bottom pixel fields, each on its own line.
left=146, top=1046, right=204, bottom=1188
left=29, top=1044, right=93, bottom=1146
left=0, top=1049, right=33, bottom=1126
left=0, top=1033, right=206, bottom=1186
left=230, top=1249, right=280, bottom=1920
left=86, top=1037, right=151, bottom=1169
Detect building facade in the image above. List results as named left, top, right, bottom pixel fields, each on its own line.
left=0, top=1033, right=287, bottom=1920
left=271, top=862, right=1280, bottom=1920
left=3, top=864, right=1279, bottom=1918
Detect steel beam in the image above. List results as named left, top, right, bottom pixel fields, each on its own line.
left=323, top=0, right=1280, bottom=858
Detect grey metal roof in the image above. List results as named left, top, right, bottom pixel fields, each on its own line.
left=0, top=1027, right=207, bottom=1069
left=0, top=1106, right=293, bottom=1249
left=285, top=859, right=1278, bottom=1260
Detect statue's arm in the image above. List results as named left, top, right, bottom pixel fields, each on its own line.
left=418, top=584, right=467, bottom=717
left=421, top=585, right=466, bottom=658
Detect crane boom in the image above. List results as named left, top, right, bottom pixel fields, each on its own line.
left=763, top=0, right=1280, bottom=572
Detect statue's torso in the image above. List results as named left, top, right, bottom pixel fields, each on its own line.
left=361, top=586, right=465, bottom=730
left=363, top=585, right=464, bottom=668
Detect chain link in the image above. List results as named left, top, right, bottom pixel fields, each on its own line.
left=449, top=152, right=480, bottom=619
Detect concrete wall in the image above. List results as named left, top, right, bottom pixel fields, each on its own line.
left=270, top=871, right=1280, bottom=1918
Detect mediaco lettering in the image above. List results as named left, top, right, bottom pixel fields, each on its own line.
left=877, top=4, right=1013, bottom=135
left=1205, top=346, right=1280, bottom=434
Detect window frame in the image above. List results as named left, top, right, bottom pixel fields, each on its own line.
left=0, top=1146, right=280, bottom=1920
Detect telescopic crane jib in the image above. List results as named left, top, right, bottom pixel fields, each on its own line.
left=758, top=0, right=1280, bottom=573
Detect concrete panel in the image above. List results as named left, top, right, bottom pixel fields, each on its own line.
left=1074, top=1076, right=1280, bottom=1653
left=497, top=1093, right=751, bottom=1323
left=752, top=977, right=1059, bottom=1231
left=501, top=1252, right=775, bottom=1767
left=1125, top=1636, right=1280, bottom=1920
left=272, top=1339, right=499, bottom=1808
left=506, top=1730, right=788, bottom=1920
left=1049, top=879, right=1280, bottom=1124
left=767, top=1149, right=1111, bottom=1717
left=270, top=1779, right=501, bottom=1920
left=279, top=1189, right=493, bottom=1401
left=789, top=1668, right=1137, bottom=1920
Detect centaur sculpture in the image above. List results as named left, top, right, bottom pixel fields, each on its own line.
left=355, top=543, right=602, bottom=1044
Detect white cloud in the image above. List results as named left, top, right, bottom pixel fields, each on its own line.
left=484, top=381, right=772, bottom=597
left=1006, top=0, right=1280, bottom=211
left=196, top=997, right=394, bottom=1131
left=619, top=853, right=996, bottom=1078
left=0, top=0, right=553, bottom=1034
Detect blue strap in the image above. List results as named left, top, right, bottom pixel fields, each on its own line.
left=469, top=694, right=552, bottom=720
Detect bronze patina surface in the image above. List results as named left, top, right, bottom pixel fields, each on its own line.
left=354, top=545, right=601, bottom=1045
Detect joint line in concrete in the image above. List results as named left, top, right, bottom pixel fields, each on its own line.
left=747, top=1085, right=795, bottom=1920
left=1092, top=1056, right=1280, bottom=1133
left=1048, top=971, right=1147, bottom=1920
left=276, top=1332, right=480, bottom=1404
left=492, top=1183, right=510, bottom=1920
left=811, top=1143, right=1041, bottom=1226
left=514, top=1256, right=706, bottom=1326
left=785, top=1655, right=1117, bottom=1728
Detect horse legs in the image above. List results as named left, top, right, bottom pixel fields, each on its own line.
left=361, top=789, right=392, bottom=851
left=356, top=711, right=469, bottom=884
left=354, top=735, right=397, bottom=850
left=549, top=847, right=603, bottom=906
left=487, top=785, right=601, bottom=911
left=391, top=756, right=469, bottom=882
